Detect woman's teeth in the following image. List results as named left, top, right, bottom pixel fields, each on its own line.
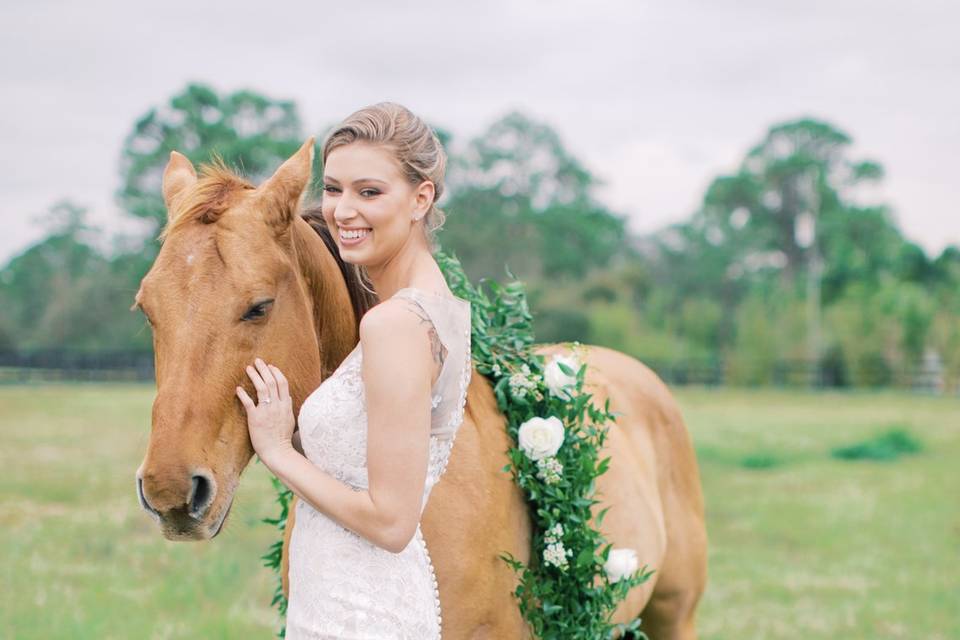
left=341, top=228, right=371, bottom=240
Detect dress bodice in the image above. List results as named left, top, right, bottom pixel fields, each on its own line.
left=296, top=286, right=472, bottom=514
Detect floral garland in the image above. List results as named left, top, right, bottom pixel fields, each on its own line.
left=260, top=250, right=652, bottom=639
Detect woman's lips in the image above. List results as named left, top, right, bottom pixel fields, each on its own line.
left=340, top=228, right=371, bottom=246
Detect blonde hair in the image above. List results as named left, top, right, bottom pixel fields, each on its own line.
left=321, top=102, right=448, bottom=257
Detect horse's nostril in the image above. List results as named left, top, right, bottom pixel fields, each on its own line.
left=188, top=474, right=213, bottom=519
left=137, top=476, right=151, bottom=511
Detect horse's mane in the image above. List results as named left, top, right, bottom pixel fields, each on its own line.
left=158, top=159, right=379, bottom=331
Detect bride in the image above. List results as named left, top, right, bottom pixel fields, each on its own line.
left=235, top=102, right=473, bottom=638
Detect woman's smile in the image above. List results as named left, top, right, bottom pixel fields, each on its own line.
left=339, top=226, right=372, bottom=246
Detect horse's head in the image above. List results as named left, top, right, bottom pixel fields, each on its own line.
left=133, top=139, right=343, bottom=540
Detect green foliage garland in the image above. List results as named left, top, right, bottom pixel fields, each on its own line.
left=260, top=473, right=293, bottom=638
left=261, top=249, right=652, bottom=638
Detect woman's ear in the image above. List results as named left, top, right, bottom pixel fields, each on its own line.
left=413, top=180, right=435, bottom=219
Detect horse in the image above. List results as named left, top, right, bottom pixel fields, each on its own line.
left=134, top=138, right=708, bottom=639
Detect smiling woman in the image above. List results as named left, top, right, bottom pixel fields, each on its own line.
left=229, top=102, right=474, bottom=639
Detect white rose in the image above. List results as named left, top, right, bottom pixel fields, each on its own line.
left=517, top=416, right=565, bottom=461
left=543, top=353, right=579, bottom=399
left=603, top=547, right=638, bottom=583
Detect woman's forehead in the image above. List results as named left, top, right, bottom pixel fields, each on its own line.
left=324, top=143, right=402, bottom=181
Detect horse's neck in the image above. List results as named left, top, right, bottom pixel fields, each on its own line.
left=291, top=215, right=359, bottom=378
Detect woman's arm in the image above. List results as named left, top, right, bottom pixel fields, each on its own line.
left=263, top=300, right=436, bottom=553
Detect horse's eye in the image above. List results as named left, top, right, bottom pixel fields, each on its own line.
left=242, top=299, right=274, bottom=321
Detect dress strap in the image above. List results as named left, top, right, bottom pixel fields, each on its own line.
left=391, top=288, right=472, bottom=438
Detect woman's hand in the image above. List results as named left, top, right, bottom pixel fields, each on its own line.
left=236, top=357, right=296, bottom=467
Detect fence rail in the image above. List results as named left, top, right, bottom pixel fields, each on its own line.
left=0, top=348, right=155, bottom=383
left=0, top=348, right=952, bottom=393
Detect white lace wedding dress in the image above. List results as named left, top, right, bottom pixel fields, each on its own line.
left=285, top=286, right=472, bottom=639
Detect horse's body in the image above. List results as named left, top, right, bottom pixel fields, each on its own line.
left=283, top=338, right=708, bottom=639
left=136, top=141, right=707, bottom=639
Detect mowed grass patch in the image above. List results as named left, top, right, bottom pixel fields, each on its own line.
left=676, top=387, right=960, bottom=640
left=0, top=383, right=283, bottom=639
left=2, top=383, right=958, bottom=638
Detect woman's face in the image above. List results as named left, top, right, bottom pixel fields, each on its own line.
left=321, top=142, right=433, bottom=266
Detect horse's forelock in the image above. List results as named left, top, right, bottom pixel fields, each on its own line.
left=159, top=161, right=255, bottom=242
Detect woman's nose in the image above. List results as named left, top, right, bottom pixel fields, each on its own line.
left=334, top=194, right=359, bottom=222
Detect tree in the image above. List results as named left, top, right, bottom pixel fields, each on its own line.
left=117, top=83, right=307, bottom=244
left=693, top=118, right=886, bottom=285
left=643, top=117, right=907, bottom=358
left=0, top=201, right=148, bottom=350
left=447, top=110, right=597, bottom=210
left=440, top=111, right=629, bottom=284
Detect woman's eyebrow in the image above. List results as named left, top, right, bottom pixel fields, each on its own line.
left=323, top=176, right=389, bottom=186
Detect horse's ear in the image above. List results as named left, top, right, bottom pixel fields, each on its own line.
left=162, top=151, right=197, bottom=214
left=259, top=137, right=316, bottom=232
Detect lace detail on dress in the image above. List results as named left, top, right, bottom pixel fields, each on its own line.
left=286, top=287, right=471, bottom=639
left=401, top=291, right=473, bottom=507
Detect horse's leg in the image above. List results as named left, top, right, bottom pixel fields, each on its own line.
left=281, top=495, right=298, bottom=601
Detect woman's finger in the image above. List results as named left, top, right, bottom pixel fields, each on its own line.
left=246, top=365, right=270, bottom=403
left=236, top=386, right=255, bottom=411
left=270, top=365, right=290, bottom=400
left=255, top=358, right=279, bottom=399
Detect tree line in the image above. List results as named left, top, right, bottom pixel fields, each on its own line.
left=1, top=83, right=957, bottom=389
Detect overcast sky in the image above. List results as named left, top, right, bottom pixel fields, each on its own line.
left=2, top=0, right=957, bottom=266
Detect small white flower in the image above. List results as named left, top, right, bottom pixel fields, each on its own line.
left=491, top=363, right=502, bottom=376
left=543, top=353, right=580, bottom=399
left=517, top=416, right=565, bottom=461
left=536, top=456, right=563, bottom=485
left=543, top=522, right=564, bottom=544
left=508, top=371, right=537, bottom=401
left=543, top=541, right=569, bottom=569
left=603, top=548, right=638, bottom=583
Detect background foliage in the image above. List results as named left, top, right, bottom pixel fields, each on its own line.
left=2, top=82, right=958, bottom=390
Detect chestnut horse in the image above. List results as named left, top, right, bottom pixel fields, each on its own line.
left=134, top=139, right=707, bottom=639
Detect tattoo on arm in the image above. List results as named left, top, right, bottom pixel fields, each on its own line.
left=403, top=300, right=447, bottom=383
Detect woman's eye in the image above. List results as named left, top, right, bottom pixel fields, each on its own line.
left=323, top=186, right=340, bottom=194
left=360, top=189, right=379, bottom=197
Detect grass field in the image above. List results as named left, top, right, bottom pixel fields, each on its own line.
left=1, top=383, right=957, bottom=639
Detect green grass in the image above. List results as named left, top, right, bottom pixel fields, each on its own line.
left=1, top=384, right=957, bottom=638
left=680, top=387, right=959, bottom=640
